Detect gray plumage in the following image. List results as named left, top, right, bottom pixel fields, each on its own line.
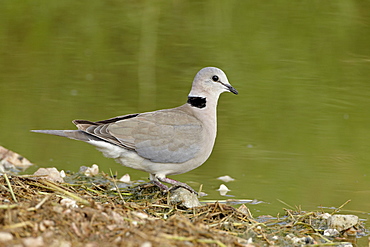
left=32, top=67, right=238, bottom=192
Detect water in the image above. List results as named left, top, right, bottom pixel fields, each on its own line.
left=1, top=1, right=369, bottom=240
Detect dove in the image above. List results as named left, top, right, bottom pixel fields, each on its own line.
left=32, top=67, right=238, bottom=193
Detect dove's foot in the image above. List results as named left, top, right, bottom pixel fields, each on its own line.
left=154, top=176, right=198, bottom=195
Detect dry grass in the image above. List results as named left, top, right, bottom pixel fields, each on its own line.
left=0, top=173, right=366, bottom=246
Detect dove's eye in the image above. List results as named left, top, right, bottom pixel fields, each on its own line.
left=212, top=75, right=219, bottom=82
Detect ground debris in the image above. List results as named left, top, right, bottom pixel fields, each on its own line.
left=0, top=172, right=367, bottom=247
left=0, top=146, right=33, bottom=173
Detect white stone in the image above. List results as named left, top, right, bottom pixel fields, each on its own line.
left=22, top=236, right=44, bottom=247
left=319, top=213, right=331, bottom=220
left=60, top=198, right=78, bottom=208
left=33, top=167, right=64, bottom=183
left=217, top=175, right=235, bottom=182
left=324, top=228, right=340, bottom=236
left=169, top=187, right=201, bottom=208
left=119, top=174, right=131, bottom=183
left=60, top=170, right=66, bottom=178
left=217, top=184, right=230, bottom=196
left=0, top=232, right=13, bottom=242
left=140, top=241, right=152, bottom=247
left=84, top=164, right=99, bottom=177
left=327, top=214, right=359, bottom=231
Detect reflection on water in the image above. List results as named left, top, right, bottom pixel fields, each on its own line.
left=1, top=2, right=370, bottom=239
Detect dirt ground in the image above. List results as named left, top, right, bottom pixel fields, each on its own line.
left=0, top=171, right=367, bottom=247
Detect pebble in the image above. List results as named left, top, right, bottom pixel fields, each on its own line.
left=33, top=167, right=64, bottom=183
left=217, top=175, right=235, bottom=182
left=119, top=174, right=131, bottom=183
left=327, top=214, right=359, bottom=232
left=0, top=232, right=13, bottom=242
left=217, top=184, right=230, bottom=196
left=169, top=187, right=201, bottom=208
left=22, top=236, right=44, bottom=247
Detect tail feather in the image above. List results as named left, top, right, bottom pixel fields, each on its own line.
left=31, top=130, right=70, bottom=137
left=31, top=130, right=94, bottom=142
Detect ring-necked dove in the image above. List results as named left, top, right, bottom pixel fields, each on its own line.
left=32, top=67, right=238, bottom=193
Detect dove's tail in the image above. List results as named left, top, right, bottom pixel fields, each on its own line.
left=31, top=130, right=93, bottom=142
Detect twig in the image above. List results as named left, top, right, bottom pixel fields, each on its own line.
left=38, top=179, right=90, bottom=205
left=0, top=204, right=18, bottom=209
left=198, top=184, right=203, bottom=195
left=331, top=199, right=351, bottom=215
left=3, top=221, right=33, bottom=229
left=109, top=169, right=125, bottom=204
left=310, top=232, right=333, bottom=243
left=3, top=173, right=17, bottom=203
left=27, top=195, right=51, bottom=211
left=277, top=198, right=294, bottom=209
left=284, top=208, right=296, bottom=221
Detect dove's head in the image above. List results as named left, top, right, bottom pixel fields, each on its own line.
left=189, top=67, right=238, bottom=99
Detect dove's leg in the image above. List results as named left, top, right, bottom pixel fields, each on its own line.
left=152, top=180, right=169, bottom=191
left=156, top=176, right=197, bottom=194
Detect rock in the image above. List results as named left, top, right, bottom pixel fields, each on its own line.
left=169, top=187, right=201, bottom=208
left=119, top=174, right=131, bottom=183
left=140, top=241, right=152, bottom=247
left=0, top=146, right=33, bottom=173
left=33, top=168, right=64, bottom=183
left=60, top=198, right=78, bottom=208
left=22, top=236, right=44, bottom=247
left=327, top=214, right=359, bottom=232
left=318, top=212, right=331, bottom=220
left=0, top=232, right=13, bottom=242
left=50, top=239, right=71, bottom=247
left=217, top=175, right=235, bottom=182
left=323, top=228, right=340, bottom=236
left=217, top=184, right=230, bottom=196
left=80, top=164, right=99, bottom=177
left=237, top=204, right=253, bottom=218
left=343, top=226, right=357, bottom=237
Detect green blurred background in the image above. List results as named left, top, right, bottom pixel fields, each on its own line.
left=1, top=0, right=370, bottom=238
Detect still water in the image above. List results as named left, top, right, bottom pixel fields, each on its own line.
left=1, top=0, right=369, bottom=239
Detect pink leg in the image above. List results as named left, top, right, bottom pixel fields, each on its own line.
left=152, top=180, right=169, bottom=191
left=156, top=176, right=197, bottom=194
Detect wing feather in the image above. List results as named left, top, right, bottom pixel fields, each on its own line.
left=108, top=109, right=203, bottom=163
left=72, top=109, right=203, bottom=163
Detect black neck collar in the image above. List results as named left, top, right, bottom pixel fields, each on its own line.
left=187, top=96, right=206, bottom=108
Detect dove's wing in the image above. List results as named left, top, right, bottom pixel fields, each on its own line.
left=73, top=108, right=203, bottom=163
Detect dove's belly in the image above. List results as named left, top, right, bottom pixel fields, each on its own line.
left=87, top=139, right=211, bottom=176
